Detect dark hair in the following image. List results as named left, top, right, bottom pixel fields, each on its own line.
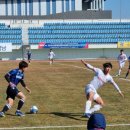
left=120, top=49, right=124, bottom=52
left=19, top=61, right=28, bottom=69
left=103, top=62, right=112, bottom=69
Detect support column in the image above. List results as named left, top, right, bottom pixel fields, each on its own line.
left=96, top=0, right=98, bottom=10
left=90, top=1, right=92, bottom=9
left=99, top=0, right=101, bottom=9
left=93, top=0, right=95, bottom=9
left=102, top=0, right=104, bottom=10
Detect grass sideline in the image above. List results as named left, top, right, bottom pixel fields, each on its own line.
left=0, top=60, right=130, bottom=130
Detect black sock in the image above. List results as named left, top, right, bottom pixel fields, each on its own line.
left=17, top=99, right=24, bottom=110
left=125, top=72, right=129, bottom=78
left=2, top=104, right=11, bottom=113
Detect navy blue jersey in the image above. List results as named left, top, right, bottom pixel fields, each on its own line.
left=7, top=68, right=24, bottom=86
left=128, top=56, right=130, bottom=61
left=27, top=51, right=31, bottom=57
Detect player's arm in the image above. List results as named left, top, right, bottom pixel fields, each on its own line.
left=5, top=73, right=10, bottom=83
left=5, top=73, right=16, bottom=87
left=110, top=79, right=124, bottom=98
left=124, top=55, right=128, bottom=61
left=20, top=79, right=31, bottom=93
left=81, top=60, right=95, bottom=71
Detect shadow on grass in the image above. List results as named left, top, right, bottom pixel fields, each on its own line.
left=51, top=112, right=87, bottom=121
left=26, top=112, right=87, bottom=121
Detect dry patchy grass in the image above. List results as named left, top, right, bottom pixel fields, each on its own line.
left=0, top=60, right=130, bottom=130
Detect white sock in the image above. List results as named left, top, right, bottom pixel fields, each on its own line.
left=50, top=61, right=52, bottom=65
left=118, top=69, right=121, bottom=75
left=85, top=100, right=92, bottom=114
left=90, top=104, right=102, bottom=113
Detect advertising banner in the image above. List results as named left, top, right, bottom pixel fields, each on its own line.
left=117, top=41, right=130, bottom=48
left=38, top=42, right=89, bottom=48
left=0, top=43, right=12, bottom=52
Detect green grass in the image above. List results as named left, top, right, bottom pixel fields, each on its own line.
left=0, top=60, right=130, bottom=130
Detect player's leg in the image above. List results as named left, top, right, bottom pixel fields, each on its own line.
left=49, top=58, right=52, bottom=65
left=83, top=85, right=95, bottom=118
left=125, top=68, right=130, bottom=78
left=28, top=56, right=31, bottom=63
left=0, top=87, right=16, bottom=117
left=15, top=92, right=26, bottom=116
left=0, top=98, right=13, bottom=117
left=90, top=96, right=104, bottom=113
left=51, top=58, right=54, bottom=64
left=85, top=92, right=94, bottom=114
left=116, top=63, right=122, bottom=76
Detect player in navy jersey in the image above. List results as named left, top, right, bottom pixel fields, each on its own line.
left=27, top=50, right=31, bottom=63
left=0, top=61, right=31, bottom=117
left=125, top=56, right=130, bottom=78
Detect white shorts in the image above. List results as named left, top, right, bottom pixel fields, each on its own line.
left=85, top=84, right=100, bottom=100
left=119, top=62, right=125, bottom=68
left=49, top=57, right=53, bottom=60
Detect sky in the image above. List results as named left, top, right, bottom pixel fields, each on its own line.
left=105, top=0, right=130, bottom=19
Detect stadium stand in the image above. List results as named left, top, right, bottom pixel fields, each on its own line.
left=28, top=22, right=130, bottom=44
left=0, top=23, right=22, bottom=44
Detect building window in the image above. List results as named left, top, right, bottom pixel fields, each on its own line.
left=62, top=0, right=64, bottom=13
left=71, top=0, right=75, bottom=11
left=46, top=0, right=50, bottom=15
left=66, top=0, right=69, bottom=12
left=52, top=0, right=56, bottom=14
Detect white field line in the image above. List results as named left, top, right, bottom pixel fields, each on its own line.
left=1, top=124, right=130, bottom=130
left=57, top=63, right=130, bottom=82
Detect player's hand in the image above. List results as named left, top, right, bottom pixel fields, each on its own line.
left=119, top=92, right=124, bottom=98
left=25, top=87, right=31, bottom=94
left=9, top=82, right=16, bottom=87
left=81, top=59, right=85, bottom=64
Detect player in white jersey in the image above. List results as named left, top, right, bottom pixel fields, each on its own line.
left=116, top=49, right=127, bottom=76
left=48, top=49, right=55, bottom=65
left=81, top=60, right=124, bottom=118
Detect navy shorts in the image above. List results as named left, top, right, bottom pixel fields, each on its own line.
left=6, top=86, right=20, bottom=100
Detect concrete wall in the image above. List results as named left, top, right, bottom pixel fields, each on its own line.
left=1, top=48, right=130, bottom=60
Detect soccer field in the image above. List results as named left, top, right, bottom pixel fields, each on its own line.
left=0, top=60, right=130, bottom=130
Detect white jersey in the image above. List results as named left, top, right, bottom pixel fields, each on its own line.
left=88, top=68, right=121, bottom=92
left=117, top=53, right=127, bottom=64
left=48, top=51, right=55, bottom=59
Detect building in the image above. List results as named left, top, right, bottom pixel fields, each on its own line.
left=0, top=0, right=108, bottom=17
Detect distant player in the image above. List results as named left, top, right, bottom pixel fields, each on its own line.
left=125, top=56, right=130, bottom=78
left=27, top=50, right=31, bottom=63
left=116, top=49, right=127, bottom=76
left=0, top=61, right=31, bottom=117
left=81, top=60, right=124, bottom=118
left=48, top=49, right=55, bottom=65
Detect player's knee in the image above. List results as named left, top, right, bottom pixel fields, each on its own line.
left=93, top=93, right=99, bottom=100
left=21, top=95, right=26, bottom=101
left=100, top=101, right=104, bottom=106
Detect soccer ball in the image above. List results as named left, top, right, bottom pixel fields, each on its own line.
left=30, top=106, right=38, bottom=114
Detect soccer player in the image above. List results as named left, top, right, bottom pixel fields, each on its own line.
left=125, top=56, right=130, bottom=78
left=81, top=60, right=124, bottom=118
left=116, top=49, right=127, bottom=76
left=48, top=49, right=55, bottom=65
left=27, top=50, right=31, bottom=63
left=0, top=61, right=31, bottom=117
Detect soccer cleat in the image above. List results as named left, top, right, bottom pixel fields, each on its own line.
left=0, top=112, right=5, bottom=117
left=15, top=110, right=25, bottom=117
left=82, top=113, right=91, bottom=118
